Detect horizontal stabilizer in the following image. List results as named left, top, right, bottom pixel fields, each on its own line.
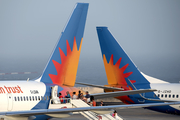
left=91, top=89, right=157, bottom=99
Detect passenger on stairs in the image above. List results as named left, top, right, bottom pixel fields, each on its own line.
left=80, top=93, right=86, bottom=102
left=78, top=90, right=81, bottom=99
left=58, top=92, right=64, bottom=103
left=100, top=101, right=104, bottom=106
left=65, top=91, right=71, bottom=98
left=72, top=92, right=77, bottom=99
left=65, top=91, right=71, bottom=103
left=85, top=91, right=90, bottom=103
left=112, top=110, right=119, bottom=120
left=90, top=96, right=96, bottom=106
left=92, top=98, right=96, bottom=106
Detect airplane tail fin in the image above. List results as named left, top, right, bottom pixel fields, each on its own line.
left=96, top=27, right=149, bottom=87
left=40, top=3, right=89, bottom=87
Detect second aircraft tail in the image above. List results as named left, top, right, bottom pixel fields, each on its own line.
left=96, top=27, right=150, bottom=88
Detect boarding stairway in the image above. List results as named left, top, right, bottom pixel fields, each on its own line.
left=49, top=86, right=123, bottom=119
left=49, top=98, right=123, bottom=120
left=71, top=99, right=123, bottom=120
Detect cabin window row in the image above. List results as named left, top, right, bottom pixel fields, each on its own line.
left=13, top=96, right=49, bottom=102
left=157, top=94, right=179, bottom=98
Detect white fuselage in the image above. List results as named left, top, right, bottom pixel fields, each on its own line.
left=0, top=81, right=47, bottom=112
left=151, top=83, right=180, bottom=110
left=151, top=83, right=180, bottom=101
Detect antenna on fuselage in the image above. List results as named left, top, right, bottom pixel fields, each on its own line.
left=27, top=78, right=29, bottom=82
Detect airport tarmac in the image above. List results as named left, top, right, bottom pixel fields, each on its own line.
left=52, top=108, right=180, bottom=120
left=52, top=102, right=180, bottom=120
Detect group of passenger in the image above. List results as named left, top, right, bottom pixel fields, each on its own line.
left=58, top=90, right=99, bottom=106
left=58, top=91, right=118, bottom=118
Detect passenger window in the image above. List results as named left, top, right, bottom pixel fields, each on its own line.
left=14, top=97, right=17, bottom=101
left=26, top=96, right=28, bottom=101
left=20, top=97, right=23, bottom=101
left=158, top=94, right=160, bottom=97
left=44, top=96, right=46, bottom=100
left=17, top=97, right=20, bottom=101
left=35, top=96, right=37, bottom=101
left=173, top=95, right=175, bottom=98
left=176, top=95, right=179, bottom=98
left=47, top=96, right=49, bottom=100
left=24, top=96, right=26, bottom=101
left=161, top=94, right=163, bottom=98
left=32, top=96, right=34, bottom=101
left=169, top=94, right=171, bottom=98
left=165, top=94, right=167, bottom=98
left=41, top=96, right=43, bottom=100
left=29, top=96, right=32, bottom=101
left=38, top=96, right=40, bottom=100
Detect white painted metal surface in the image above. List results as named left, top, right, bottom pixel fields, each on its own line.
left=71, top=99, right=123, bottom=120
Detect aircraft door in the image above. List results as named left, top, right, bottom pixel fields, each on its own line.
left=7, top=94, right=13, bottom=111
left=51, top=85, right=60, bottom=104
